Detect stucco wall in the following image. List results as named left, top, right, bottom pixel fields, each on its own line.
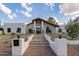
left=27, top=23, right=33, bottom=34
left=67, top=40, right=79, bottom=45
left=4, top=23, right=26, bottom=34
left=44, top=34, right=67, bottom=56
left=12, top=35, right=34, bottom=56
left=27, top=22, right=56, bottom=34
left=43, top=22, right=56, bottom=33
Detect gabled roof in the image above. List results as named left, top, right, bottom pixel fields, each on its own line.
left=27, top=18, right=59, bottom=27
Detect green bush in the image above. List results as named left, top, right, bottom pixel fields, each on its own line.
left=66, top=22, right=79, bottom=40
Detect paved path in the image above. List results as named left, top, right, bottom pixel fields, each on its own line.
left=23, top=34, right=56, bottom=56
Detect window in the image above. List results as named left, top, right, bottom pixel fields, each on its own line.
left=46, top=26, right=51, bottom=33
left=29, top=29, right=33, bottom=33
left=7, top=28, right=11, bottom=33
left=17, top=28, right=21, bottom=33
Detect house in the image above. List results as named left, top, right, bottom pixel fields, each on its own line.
left=26, top=18, right=59, bottom=34
left=0, top=21, right=3, bottom=34
left=4, top=23, right=26, bottom=34
left=3, top=18, right=59, bottom=34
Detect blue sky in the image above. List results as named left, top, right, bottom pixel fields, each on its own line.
left=0, top=3, right=78, bottom=24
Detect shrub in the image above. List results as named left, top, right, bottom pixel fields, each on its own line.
left=66, top=22, right=79, bottom=40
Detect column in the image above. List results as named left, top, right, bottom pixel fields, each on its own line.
left=34, top=21, right=36, bottom=34
left=41, top=21, right=44, bottom=34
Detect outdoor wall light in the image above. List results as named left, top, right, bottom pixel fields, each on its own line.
left=58, top=28, right=62, bottom=39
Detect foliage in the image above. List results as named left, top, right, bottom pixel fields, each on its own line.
left=4, top=41, right=9, bottom=44
left=48, top=17, right=57, bottom=25
left=66, top=21, right=79, bottom=39
left=0, top=34, right=16, bottom=38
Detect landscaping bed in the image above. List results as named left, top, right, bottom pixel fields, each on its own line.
left=67, top=44, right=79, bottom=56
left=0, top=34, right=32, bottom=56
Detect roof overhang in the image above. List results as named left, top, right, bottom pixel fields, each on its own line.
left=27, top=18, right=59, bottom=27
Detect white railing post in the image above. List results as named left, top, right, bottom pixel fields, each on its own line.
left=12, top=38, right=23, bottom=56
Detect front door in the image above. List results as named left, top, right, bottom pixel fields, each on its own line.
left=36, top=28, right=41, bottom=34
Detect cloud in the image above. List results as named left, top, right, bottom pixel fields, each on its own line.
left=51, top=16, right=65, bottom=25
left=0, top=3, right=17, bottom=20
left=60, top=3, right=79, bottom=15
left=21, top=10, right=31, bottom=17
left=21, top=3, right=32, bottom=17
left=71, top=15, right=79, bottom=20
left=8, top=13, right=17, bottom=20
left=0, top=3, right=12, bottom=14
left=45, top=3, right=55, bottom=10
left=58, top=23, right=64, bottom=25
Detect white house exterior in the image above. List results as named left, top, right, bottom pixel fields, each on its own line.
left=3, top=18, right=59, bottom=34
left=26, top=18, right=59, bottom=34
left=4, top=23, right=26, bottom=34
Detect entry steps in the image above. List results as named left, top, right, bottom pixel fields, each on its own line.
left=30, top=45, right=49, bottom=47
left=30, top=41, right=49, bottom=46
left=23, top=34, right=56, bottom=56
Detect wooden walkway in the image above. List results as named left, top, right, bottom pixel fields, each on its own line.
left=23, top=34, right=56, bottom=56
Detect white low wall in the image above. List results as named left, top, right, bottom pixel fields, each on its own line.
left=67, top=40, right=79, bottom=45
left=22, top=35, right=34, bottom=54
left=54, top=38, right=67, bottom=56
left=49, top=41, right=56, bottom=54
left=12, top=38, right=23, bottom=56
left=44, top=35, right=51, bottom=42
left=12, top=35, right=34, bottom=56
left=44, top=35, right=67, bottom=56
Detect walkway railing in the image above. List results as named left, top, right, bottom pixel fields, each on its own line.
left=44, top=34, right=67, bottom=56
left=12, top=35, right=34, bottom=56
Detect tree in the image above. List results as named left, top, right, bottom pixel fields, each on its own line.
left=66, top=21, right=79, bottom=40
left=48, top=17, right=57, bottom=25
